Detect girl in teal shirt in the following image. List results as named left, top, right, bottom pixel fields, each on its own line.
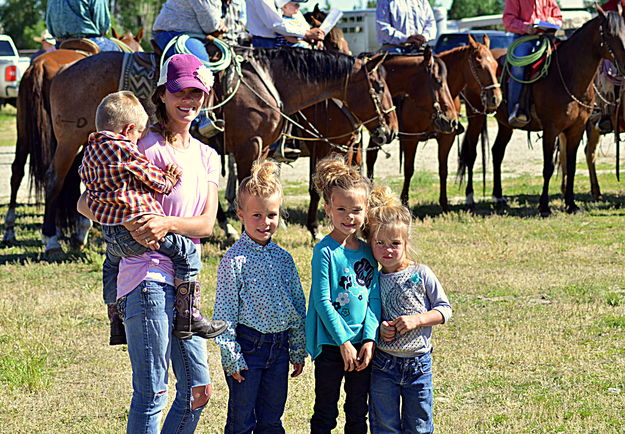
left=306, top=155, right=381, bottom=434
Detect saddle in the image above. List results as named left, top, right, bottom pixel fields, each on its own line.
left=58, top=38, right=100, bottom=55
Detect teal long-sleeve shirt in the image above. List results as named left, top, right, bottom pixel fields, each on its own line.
left=306, top=235, right=381, bottom=360
left=46, top=0, right=111, bottom=38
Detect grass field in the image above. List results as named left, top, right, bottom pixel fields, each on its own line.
left=1, top=107, right=625, bottom=433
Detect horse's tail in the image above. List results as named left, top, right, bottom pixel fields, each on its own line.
left=480, top=120, right=489, bottom=197
left=19, top=60, right=56, bottom=201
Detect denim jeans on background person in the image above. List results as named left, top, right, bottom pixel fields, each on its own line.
left=224, top=324, right=290, bottom=434
left=508, top=34, right=542, bottom=115
left=102, top=225, right=201, bottom=304
left=310, top=344, right=372, bottom=434
left=251, top=36, right=280, bottom=48
left=117, top=280, right=211, bottom=434
left=89, top=36, right=122, bottom=52
left=369, top=350, right=434, bottom=434
left=154, top=31, right=210, bottom=63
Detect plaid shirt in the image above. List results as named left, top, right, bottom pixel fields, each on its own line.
left=79, top=131, right=173, bottom=225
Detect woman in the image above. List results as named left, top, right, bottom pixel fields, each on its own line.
left=113, top=54, right=219, bottom=432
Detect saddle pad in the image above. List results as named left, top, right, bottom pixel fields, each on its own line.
left=118, top=52, right=158, bottom=101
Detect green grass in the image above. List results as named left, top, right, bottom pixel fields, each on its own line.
left=0, top=106, right=16, bottom=147
left=1, top=104, right=625, bottom=431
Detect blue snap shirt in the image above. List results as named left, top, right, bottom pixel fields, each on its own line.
left=306, top=235, right=381, bottom=360
left=214, top=231, right=307, bottom=375
left=46, top=0, right=111, bottom=38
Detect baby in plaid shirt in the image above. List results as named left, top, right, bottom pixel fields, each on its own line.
left=78, top=91, right=226, bottom=345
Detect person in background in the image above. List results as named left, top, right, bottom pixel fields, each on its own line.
left=275, top=0, right=313, bottom=48
left=46, top=0, right=121, bottom=52
left=376, top=0, right=437, bottom=53
left=503, top=0, right=562, bottom=127
left=152, top=0, right=226, bottom=62
left=246, top=0, right=324, bottom=48
left=31, top=29, right=56, bottom=61
left=222, top=0, right=250, bottom=46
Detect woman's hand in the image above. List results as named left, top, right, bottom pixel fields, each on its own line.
left=291, top=363, right=305, bottom=378
left=339, top=341, right=358, bottom=372
left=355, top=341, right=375, bottom=371
left=130, top=215, right=172, bottom=249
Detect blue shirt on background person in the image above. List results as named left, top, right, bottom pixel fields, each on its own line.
left=376, top=0, right=437, bottom=45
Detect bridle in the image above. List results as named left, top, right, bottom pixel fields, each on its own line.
left=600, top=20, right=624, bottom=76
left=467, top=49, right=500, bottom=111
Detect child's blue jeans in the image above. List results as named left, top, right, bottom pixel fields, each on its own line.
left=224, top=324, right=290, bottom=434
left=102, top=224, right=202, bottom=304
left=369, top=350, right=434, bottom=434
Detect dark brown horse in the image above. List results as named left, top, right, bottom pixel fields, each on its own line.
left=459, top=7, right=625, bottom=215
left=42, top=47, right=397, bottom=257
left=300, top=46, right=458, bottom=239
left=2, top=31, right=144, bottom=248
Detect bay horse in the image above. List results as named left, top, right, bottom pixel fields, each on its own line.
left=2, top=30, right=144, bottom=247
left=43, top=47, right=397, bottom=257
left=300, top=46, right=459, bottom=239
left=459, top=7, right=625, bottom=215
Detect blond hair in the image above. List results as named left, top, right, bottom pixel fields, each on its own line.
left=237, top=159, right=283, bottom=208
left=365, top=185, right=414, bottom=263
left=312, top=154, right=371, bottom=204
left=95, top=91, right=148, bottom=132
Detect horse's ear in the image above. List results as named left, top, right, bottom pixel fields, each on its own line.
left=467, top=34, right=477, bottom=47
left=483, top=33, right=490, bottom=48
left=596, top=3, right=608, bottom=20
left=136, top=27, right=144, bottom=43
left=111, top=27, right=120, bottom=39
left=313, top=3, right=320, bottom=13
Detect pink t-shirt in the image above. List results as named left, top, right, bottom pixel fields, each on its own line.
left=116, top=129, right=220, bottom=299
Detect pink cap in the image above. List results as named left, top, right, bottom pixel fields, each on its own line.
left=157, top=54, right=214, bottom=95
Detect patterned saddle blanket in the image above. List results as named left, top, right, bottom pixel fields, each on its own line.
left=118, top=52, right=158, bottom=101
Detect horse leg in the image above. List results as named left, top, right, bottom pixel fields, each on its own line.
left=491, top=124, right=514, bottom=207
left=563, top=126, right=585, bottom=214
left=3, top=138, right=29, bottom=243
left=225, top=153, right=238, bottom=215
left=559, top=133, right=568, bottom=196
left=437, top=134, right=455, bottom=213
left=585, top=124, right=602, bottom=200
left=307, top=142, right=324, bottom=241
left=217, top=202, right=239, bottom=242
left=366, top=147, right=379, bottom=180
left=459, top=115, right=485, bottom=211
left=400, top=139, right=418, bottom=207
left=539, top=131, right=559, bottom=216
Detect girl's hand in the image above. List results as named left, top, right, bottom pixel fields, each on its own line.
left=380, top=320, right=397, bottom=342
left=131, top=215, right=172, bottom=249
left=355, top=341, right=375, bottom=371
left=391, top=315, right=421, bottom=335
left=291, top=363, right=304, bottom=378
left=232, top=370, right=246, bottom=382
left=339, top=341, right=358, bottom=372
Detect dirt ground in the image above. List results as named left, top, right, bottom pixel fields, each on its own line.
left=0, top=126, right=620, bottom=204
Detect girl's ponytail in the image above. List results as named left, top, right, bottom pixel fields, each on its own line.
left=312, top=154, right=371, bottom=203
left=237, top=159, right=283, bottom=208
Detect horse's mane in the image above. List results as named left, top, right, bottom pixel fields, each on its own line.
left=568, top=10, right=623, bottom=39
left=252, top=47, right=355, bottom=82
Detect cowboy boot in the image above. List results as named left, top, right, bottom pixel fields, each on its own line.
left=173, top=281, right=227, bottom=340
left=107, top=303, right=127, bottom=346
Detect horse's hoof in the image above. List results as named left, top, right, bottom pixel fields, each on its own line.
left=493, top=197, right=508, bottom=210
left=539, top=207, right=552, bottom=218
left=45, top=247, right=66, bottom=262
left=464, top=203, right=477, bottom=214
left=2, top=229, right=16, bottom=245
left=69, top=234, right=86, bottom=250
left=566, top=205, right=581, bottom=215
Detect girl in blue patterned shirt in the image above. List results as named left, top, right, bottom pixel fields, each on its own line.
left=365, top=186, right=452, bottom=434
left=213, top=160, right=307, bottom=433
left=306, top=154, right=381, bottom=434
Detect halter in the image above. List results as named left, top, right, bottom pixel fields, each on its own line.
left=467, top=52, right=500, bottom=112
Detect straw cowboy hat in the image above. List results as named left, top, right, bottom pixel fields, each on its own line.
left=33, top=29, right=56, bottom=44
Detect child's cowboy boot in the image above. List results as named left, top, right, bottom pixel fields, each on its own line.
left=173, top=281, right=227, bottom=340
left=107, top=303, right=127, bottom=346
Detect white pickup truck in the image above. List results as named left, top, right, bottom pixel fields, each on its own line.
left=0, top=35, right=31, bottom=107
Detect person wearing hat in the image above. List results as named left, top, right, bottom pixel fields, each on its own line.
left=152, top=0, right=226, bottom=63
left=246, top=0, right=325, bottom=48
left=31, top=29, right=57, bottom=62
left=376, top=0, right=437, bottom=53
left=111, top=54, right=221, bottom=432
left=46, top=0, right=121, bottom=52
left=275, top=0, right=314, bottom=48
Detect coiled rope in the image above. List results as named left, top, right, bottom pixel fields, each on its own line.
left=503, top=35, right=553, bottom=84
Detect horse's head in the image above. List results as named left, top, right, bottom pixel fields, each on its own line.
left=346, top=55, right=398, bottom=146
left=115, top=27, right=145, bottom=52
left=423, top=46, right=459, bottom=134
left=466, top=34, right=501, bottom=113
left=597, top=5, right=625, bottom=74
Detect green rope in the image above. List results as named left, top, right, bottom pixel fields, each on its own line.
left=503, top=34, right=553, bottom=84
left=159, top=34, right=232, bottom=72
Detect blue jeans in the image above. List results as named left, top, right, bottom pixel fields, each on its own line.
left=117, top=280, right=211, bottom=433
left=224, top=324, right=290, bottom=434
left=369, top=350, right=434, bottom=434
left=102, top=225, right=201, bottom=304
left=89, top=36, right=122, bottom=52
left=251, top=36, right=280, bottom=48
left=154, top=32, right=209, bottom=63
left=508, top=35, right=542, bottom=114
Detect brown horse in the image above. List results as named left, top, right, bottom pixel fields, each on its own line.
left=459, top=7, right=625, bottom=215
left=2, top=30, right=144, bottom=247
left=300, top=46, right=458, bottom=239
left=43, top=47, right=397, bottom=256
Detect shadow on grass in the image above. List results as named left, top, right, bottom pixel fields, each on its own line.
left=409, top=192, right=625, bottom=220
